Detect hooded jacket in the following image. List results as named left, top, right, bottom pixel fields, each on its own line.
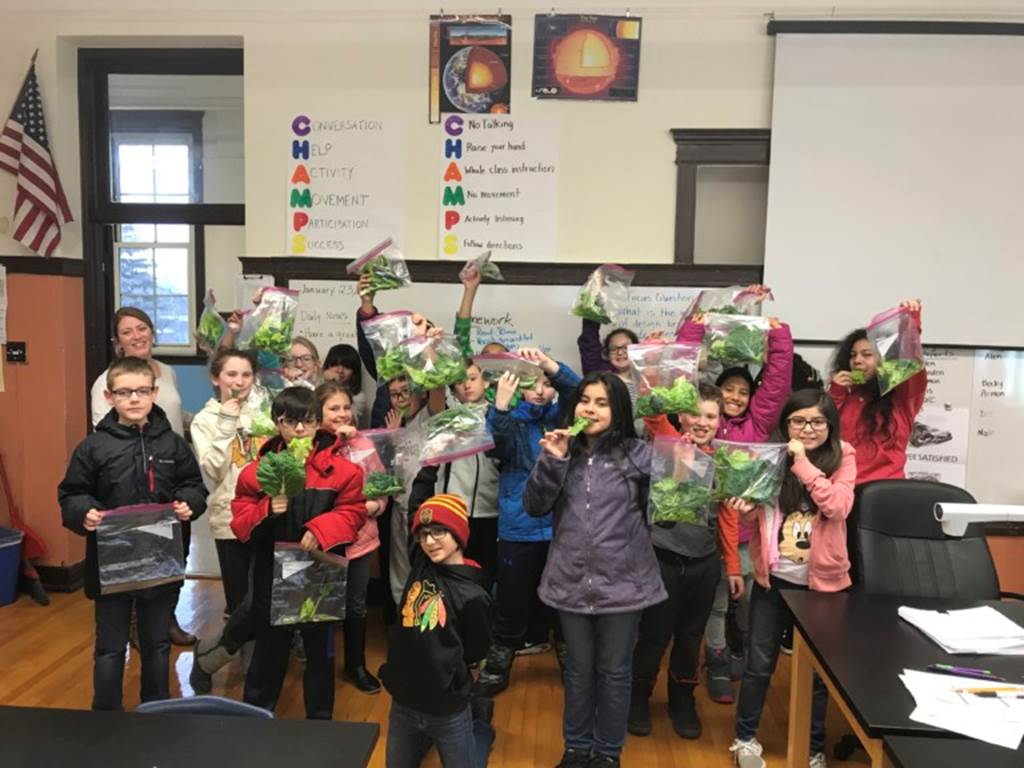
left=230, top=430, right=367, bottom=622
left=485, top=362, right=581, bottom=542
left=380, top=548, right=491, bottom=716
left=523, top=438, right=668, bottom=614
left=58, top=405, right=207, bottom=599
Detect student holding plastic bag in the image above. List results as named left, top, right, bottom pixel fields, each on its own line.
left=829, top=299, right=926, bottom=484
left=473, top=349, right=581, bottom=699
left=315, top=380, right=388, bottom=694
left=523, top=371, right=666, bottom=768
left=230, top=387, right=366, bottom=719
left=574, top=266, right=640, bottom=406
left=59, top=356, right=207, bottom=711
left=728, top=390, right=856, bottom=768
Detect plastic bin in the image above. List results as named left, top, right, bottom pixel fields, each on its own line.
left=0, top=526, right=24, bottom=606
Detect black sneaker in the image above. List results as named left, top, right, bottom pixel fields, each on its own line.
left=555, top=748, right=590, bottom=768
left=588, top=755, right=620, bottom=768
left=667, top=681, right=702, bottom=740
left=780, top=626, right=793, bottom=656
left=626, top=685, right=652, bottom=736
left=472, top=644, right=514, bottom=697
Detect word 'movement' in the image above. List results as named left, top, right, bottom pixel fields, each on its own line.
left=441, top=114, right=466, bottom=256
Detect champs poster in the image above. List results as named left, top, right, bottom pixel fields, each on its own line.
left=429, top=15, right=512, bottom=123
left=532, top=14, right=642, bottom=102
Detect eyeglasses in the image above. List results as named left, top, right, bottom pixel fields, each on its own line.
left=389, top=388, right=411, bottom=401
left=285, top=354, right=315, bottom=366
left=415, top=525, right=451, bottom=543
left=276, top=416, right=319, bottom=429
left=607, top=344, right=630, bottom=355
left=788, top=417, right=829, bottom=431
left=111, top=387, right=155, bottom=400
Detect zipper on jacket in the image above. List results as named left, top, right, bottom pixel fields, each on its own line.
left=469, top=454, right=480, bottom=519
left=585, top=456, right=594, bottom=608
left=139, top=428, right=156, bottom=493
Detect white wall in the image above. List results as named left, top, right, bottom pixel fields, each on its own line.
left=0, top=1, right=1017, bottom=273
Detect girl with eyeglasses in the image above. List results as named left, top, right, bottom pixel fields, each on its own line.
left=829, top=299, right=926, bottom=485
left=283, top=336, right=323, bottom=387
left=728, top=389, right=856, bottom=768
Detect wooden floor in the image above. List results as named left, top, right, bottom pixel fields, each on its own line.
left=0, top=579, right=870, bottom=767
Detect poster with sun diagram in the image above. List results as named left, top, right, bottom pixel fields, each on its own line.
left=429, top=15, right=512, bottom=124
left=532, top=14, right=642, bottom=101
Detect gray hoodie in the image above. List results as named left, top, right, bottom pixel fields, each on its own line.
left=523, top=439, right=667, bottom=614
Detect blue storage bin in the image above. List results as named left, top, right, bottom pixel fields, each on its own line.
left=0, top=526, right=24, bottom=606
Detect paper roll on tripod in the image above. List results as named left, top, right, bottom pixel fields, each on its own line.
left=934, top=503, right=1024, bottom=537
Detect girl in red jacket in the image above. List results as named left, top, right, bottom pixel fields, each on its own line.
left=728, top=390, right=856, bottom=768
left=231, top=387, right=367, bottom=719
left=828, top=299, right=926, bottom=484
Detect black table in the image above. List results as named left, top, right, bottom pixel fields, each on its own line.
left=884, top=734, right=1023, bottom=767
left=1, top=705, right=379, bottom=767
left=781, top=591, right=1024, bottom=768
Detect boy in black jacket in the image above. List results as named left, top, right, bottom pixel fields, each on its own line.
left=58, top=356, right=207, bottom=710
left=380, top=493, right=493, bottom=768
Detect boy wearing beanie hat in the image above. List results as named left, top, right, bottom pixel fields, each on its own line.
left=381, top=494, right=494, bottom=767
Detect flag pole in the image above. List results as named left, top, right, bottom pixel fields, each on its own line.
left=30, top=49, right=38, bottom=66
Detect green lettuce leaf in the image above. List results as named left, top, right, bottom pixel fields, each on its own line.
left=649, top=477, right=713, bottom=524
left=358, top=255, right=407, bottom=295
left=571, top=290, right=612, bottom=324
left=251, top=317, right=295, bottom=356
left=712, top=445, right=782, bottom=504
left=707, top=324, right=766, bottom=365
left=256, top=450, right=306, bottom=497
left=635, top=377, right=700, bottom=417
left=364, top=471, right=404, bottom=500
left=195, top=310, right=226, bottom=352
left=876, top=359, right=923, bottom=394
left=405, top=350, right=467, bottom=391
left=850, top=370, right=866, bottom=385
left=568, top=416, right=592, bottom=436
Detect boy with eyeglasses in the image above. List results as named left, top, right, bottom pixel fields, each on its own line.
left=381, top=493, right=494, bottom=768
left=59, top=356, right=207, bottom=710
left=230, top=386, right=367, bottom=718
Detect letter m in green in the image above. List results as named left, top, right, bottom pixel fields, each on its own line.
left=290, top=188, right=312, bottom=208
left=442, top=186, right=465, bottom=206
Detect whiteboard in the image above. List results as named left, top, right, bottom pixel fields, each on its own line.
left=290, top=279, right=1023, bottom=506
left=764, top=33, right=1024, bottom=347
left=290, top=279, right=704, bottom=372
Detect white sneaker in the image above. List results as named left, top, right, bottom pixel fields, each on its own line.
left=809, top=752, right=828, bottom=768
left=729, top=738, right=765, bottom=768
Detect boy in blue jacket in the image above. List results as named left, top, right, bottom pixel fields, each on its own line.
left=474, top=347, right=580, bottom=697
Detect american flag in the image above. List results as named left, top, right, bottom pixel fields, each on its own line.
left=0, top=56, right=72, bottom=257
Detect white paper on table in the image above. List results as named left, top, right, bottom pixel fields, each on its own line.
left=898, top=606, right=1024, bottom=654
left=135, top=521, right=175, bottom=539
left=281, top=560, right=313, bottom=580
left=900, top=669, right=1024, bottom=750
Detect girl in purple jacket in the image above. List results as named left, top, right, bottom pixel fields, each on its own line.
left=524, top=371, right=667, bottom=768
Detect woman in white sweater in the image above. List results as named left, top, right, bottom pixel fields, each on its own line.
left=189, top=348, right=269, bottom=614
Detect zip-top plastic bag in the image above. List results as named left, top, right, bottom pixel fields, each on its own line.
left=647, top=436, right=716, bottom=526
left=399, top=334, right=467, bottom=392
left=361, top=310, right=417, bottom=381
left=419, top=403, right=495, bottom=467
left=237, top=287, right=300, bottom=367
left=865, top=305, right=924, bottom=395
left=195, top=289, right=227, bottom=355
left=459, top=250, right=504, bottom=282
left=342, top=427, right=420, bottom=500
left=570, top=264, right=635, bottom=326
left=346, top=237, right=412, bottom=296
left=711, top=440, right=787, bottom=505
left=270, top=543, right=348, bottom=626
left=96, top=503, right=184, bottom=595
left=472, top=352, right=543, bottom=390
left=681, top=285, right=773, bottom=324
left=629, top=343, right=701, bottom=417
left=704, top=313, right=771, bottom=367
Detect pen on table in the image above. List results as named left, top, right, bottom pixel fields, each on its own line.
left=953, top=686, right=1024, bottom=695
left=969, top=691, right=1024, bottom=699
left=927, top=663, right=1006, bottom=682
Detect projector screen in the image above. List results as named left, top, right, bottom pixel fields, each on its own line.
left=762, top=31, right=1024, bottom=347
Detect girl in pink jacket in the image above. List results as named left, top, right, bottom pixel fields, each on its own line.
left=728, top=389, right=856, bottom=768
left=316, top=381, right=386, bottom=695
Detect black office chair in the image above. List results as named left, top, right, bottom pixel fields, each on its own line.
left=835, top=479, right=1021, bottom=759
left=135, top=695, right=273, bottom=718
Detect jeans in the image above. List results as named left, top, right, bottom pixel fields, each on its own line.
left=559, top=609, right=642, bottom=759
left=494, top=540, right=555, bottom=649
left=244, top=620, right=335, bottom=719
left=632, top=549, right=720, bottom=689
left=735, top=578, right=828, bottom=752
left=704, top=563, right=730, bottom=652
left=93, top=589, right=176, bottom=710
left=386, top=701, right=493, bottom=768
left=706, top=542, right=753, bottom=651
left=214, top=538, right=252, bottom=615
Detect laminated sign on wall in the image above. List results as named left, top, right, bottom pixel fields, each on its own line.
left=285, top=115, right=403, bottom=257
